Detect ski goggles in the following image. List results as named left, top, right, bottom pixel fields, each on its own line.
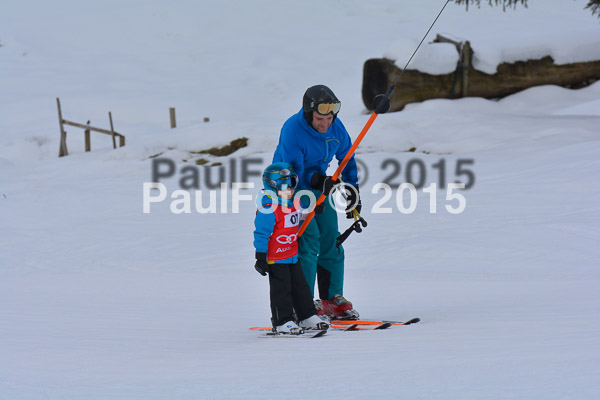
left=316, top=102, right=341, bottom=116
left=276, top=175, right=299, bottom=190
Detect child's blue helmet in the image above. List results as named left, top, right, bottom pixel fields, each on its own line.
left=263, top=162, right=299, bottom=193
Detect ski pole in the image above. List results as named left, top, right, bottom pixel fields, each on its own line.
left=335, top=210, right=368, bottom=252
left=298, top=0, right=452, bottom=237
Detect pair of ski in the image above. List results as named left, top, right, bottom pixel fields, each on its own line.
left=251, top=317, right=420, bottom=338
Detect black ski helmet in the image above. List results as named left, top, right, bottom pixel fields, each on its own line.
left=302, top=85, right=341, bottom=125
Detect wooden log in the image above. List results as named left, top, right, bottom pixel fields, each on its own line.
left=362, top=55, right=600, bottom=112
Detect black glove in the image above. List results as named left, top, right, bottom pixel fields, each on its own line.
left=310, top=173, right=337, bottom=196
left=254, top=252, right=269, bottom=276
left=314, top=202, right=325, bottom=214
left=345, top=185, right=362, bottom=219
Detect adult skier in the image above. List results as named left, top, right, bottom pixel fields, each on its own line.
left=273, top=85, right=361, bottom=319
left=253, top=162, right=329, bottom=333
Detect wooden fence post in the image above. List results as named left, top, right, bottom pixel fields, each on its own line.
left=56, top=99, right=126, bottom=156
left=170, top=107, right=176, bottom=128
left=109, top=112, right=116, bottom=149
left=462, top=41, right=472, bottom=98
left=85, top=120, right=91, bottom=152
left=57, top=98, right=68, bottom=157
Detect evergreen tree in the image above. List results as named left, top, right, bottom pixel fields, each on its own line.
left=454, top=0, right=600, bottom=18
left=586, top=0, right=600, bottom=17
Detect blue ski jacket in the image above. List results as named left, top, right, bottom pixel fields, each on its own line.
left=273, top=110, right=358, bottom=191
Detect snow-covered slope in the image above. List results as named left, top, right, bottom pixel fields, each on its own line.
left=1, top=1, right=599, bottom=399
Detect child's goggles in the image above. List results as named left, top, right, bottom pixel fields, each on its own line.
left=276, top=175, right=299, bottom=191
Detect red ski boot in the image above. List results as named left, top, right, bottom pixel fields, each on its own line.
left=316, top=295, right=359, bottom=320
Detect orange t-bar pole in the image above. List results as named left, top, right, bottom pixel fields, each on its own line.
left=298, top=111, right=379, bottom=237
left=297, top=1, right=451, bottom=237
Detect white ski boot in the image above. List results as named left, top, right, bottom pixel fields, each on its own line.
left=298, top=314, right=330, bottom=331
left=275, top=320, right=303, bottom=335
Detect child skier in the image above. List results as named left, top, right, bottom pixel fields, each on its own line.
left=253, top=162, right=329, bottom=334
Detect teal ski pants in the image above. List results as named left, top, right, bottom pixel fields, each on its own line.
left=298, top=192, right=345, bottom=300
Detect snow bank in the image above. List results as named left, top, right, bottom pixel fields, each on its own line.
left=1, top=1, right=600, bottom=399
